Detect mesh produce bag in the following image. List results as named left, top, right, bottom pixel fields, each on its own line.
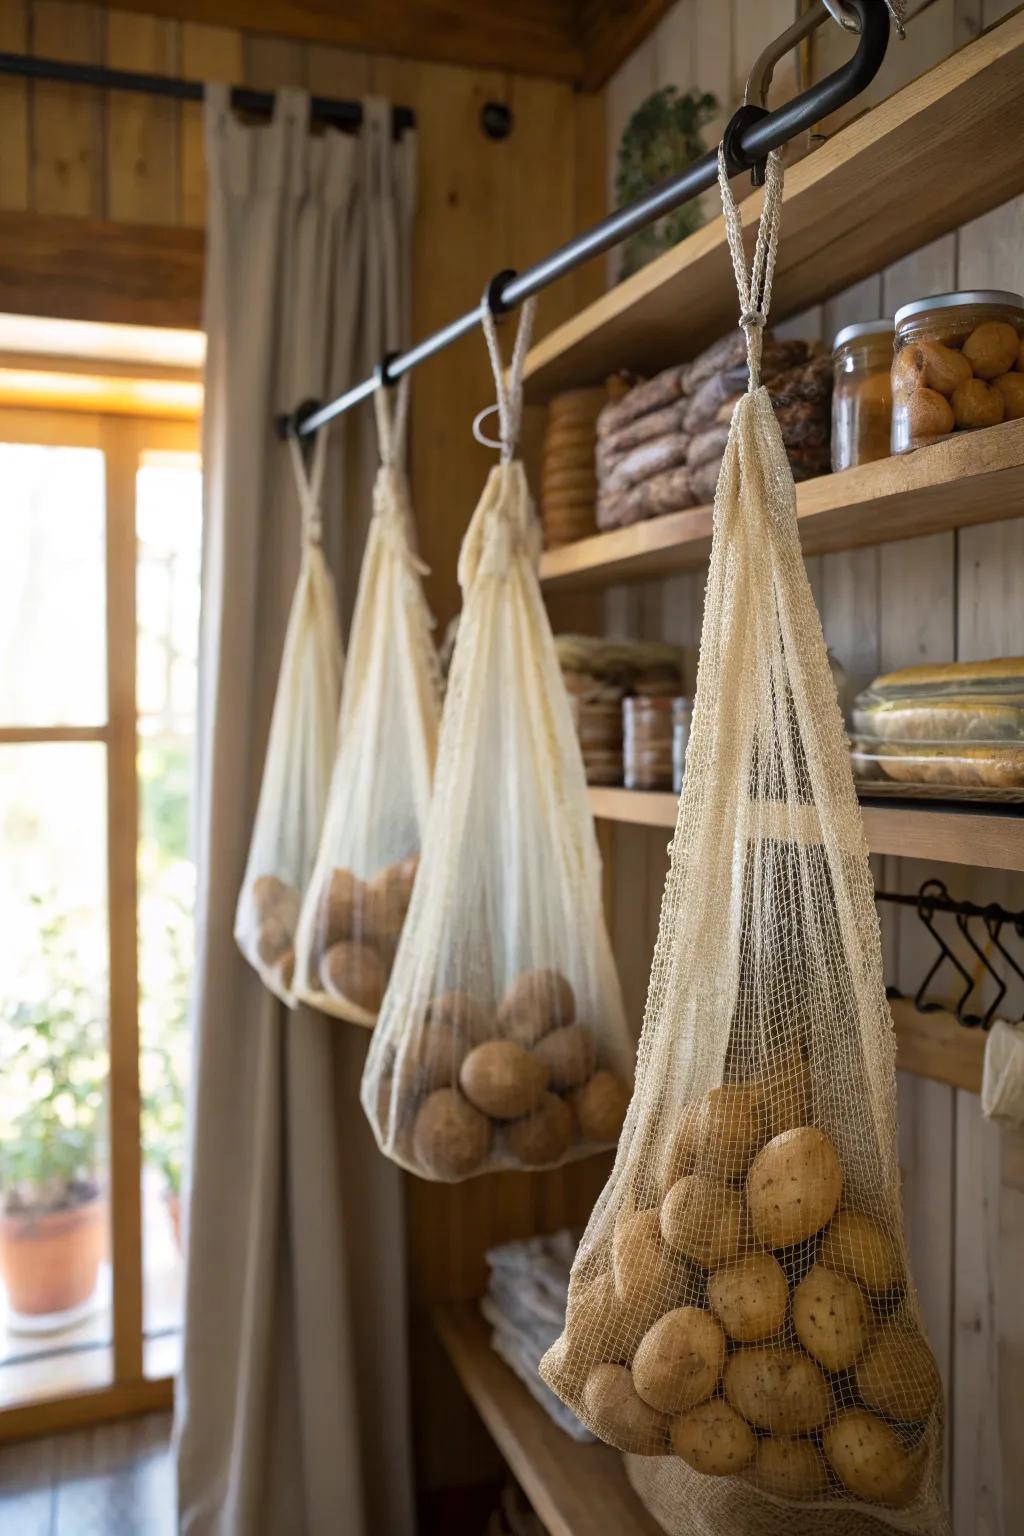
left=234, top=433, right=343, bottom=1004
left=293, top=379, right=441, bottom=1024
left=540, top=152, right=949, bottom=1536
left=360, top=302, right=633, bottom=1180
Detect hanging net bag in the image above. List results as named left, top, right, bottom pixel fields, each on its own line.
left=540, top=151, right=949, bottom=1536
left=234, top=432, right=344, bottom=1004
left=293, top=378, right=441, bottom=1025
left=360, top=301, right=634, bottom=1181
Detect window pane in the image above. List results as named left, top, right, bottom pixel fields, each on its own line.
left=137, top=453, right=201, bottom=1375
left=0, top=743, right=112, bottom=1407
left=0, top=444, right=107, bottom=726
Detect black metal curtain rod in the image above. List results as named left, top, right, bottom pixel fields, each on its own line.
left=0, top=51, right=415, bottom=136
left=280, top=0, right=890, bottom=440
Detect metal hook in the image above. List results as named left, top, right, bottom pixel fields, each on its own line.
left=375, top=351, right=402, bottom=390
left=953, top=909, right=1002, bottom=1028
left=721, top=103, right=771, bottom=186
left=481, top=268, right=518, bottom=320
left=913, top=880, right=976, bottom=1019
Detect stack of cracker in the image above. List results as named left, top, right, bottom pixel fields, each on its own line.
left=540, top=387, right=606, bottom=547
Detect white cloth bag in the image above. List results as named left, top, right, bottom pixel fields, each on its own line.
left=293, top=379, right=441, bottom=1024
left=981, top=1018, right=1024, bottom=1128
left=360, top=302, right=633, bottom=1181
left=234, top=433, right=343, bottom=1004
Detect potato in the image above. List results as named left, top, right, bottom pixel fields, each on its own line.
left=820, top=1210, right=900, bottom=1292
left=373, top=1074, right=417, bottom=1160
left=792, top=1263, right=870, bottom=1371
left=708, top=1253, right=788, bottom=1343
left=504, top=1092, right=574, bottom=1167
left=320, top=940, right=386, bottom=1012
left=366, top=861, right=413, bottom=948
left=275, top=948, right=295, bottom=992
left=632, top=1307, right=725, bottom=1413
left=746, top=1436, right=829, bottom=1499
left=256, top=915, right=293, bottom=967
left=424, top=989, right=490, bottom=1045
left=252, top=873, right=297, bottom=922
left=396, top=1021, right=468, bottom=1093
left=671, top=1397, right=756, bottom=1476
left=497, top=968, right=575, bottom=1047
left=759, top=1050, right=812, bottom=1139
left=533, top=1023, right=596, bottom=1091
left=856, top=1327, right=941, bottom=1421
left=582, top=1363, right=671, bottom=1454
left=320, top=867, right=366, bottom=946
left=412, top=1088, right=491, bottom=1179
left=993, top=371, right=1024, bottom=420
left=952, top=376, right=1005, bottom=429
left=459, top=1040, right=548, bottom=1119
left=571, top=1070, right=629, bottom=1143
left=661, top=1175, right=747, bottom=1268
left=963, top=319, right=1020, bottom=379
left=567, top=1267, right=665, bottom=1370
left=824, top=1410, right=923, bottom=1507
left=723, top=1347, right=830, bottom=1433
left=916, top=340, right=973, bottom=396
left=696, top=1085, right=765, bottom=1178
left=746, top=1127, right=843, bottom=1248
left=906, top=385, right=956, bottom=441
left=613, top=1207, right=687, bottom=1309
left=658, top=1099, right=705, bottom=1191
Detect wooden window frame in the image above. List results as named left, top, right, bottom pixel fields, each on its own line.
left=0, top=406, right=199, bottom=1440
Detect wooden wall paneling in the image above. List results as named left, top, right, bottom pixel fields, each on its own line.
left=304, top=42, right=373, bottom=100
left=0, top=0, right=29, bottom=211
left=30, top=1, right=104, bottom=217
left=179, top=22, right=244, bottom=230
left=104, top=10, right=180, bottom=226
left=243, top=32, right=307, bottom=91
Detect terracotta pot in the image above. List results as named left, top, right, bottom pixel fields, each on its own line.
left=164, top=1189, right=182, bottom=1251
left=0, top=1198, right=106, bottom=1317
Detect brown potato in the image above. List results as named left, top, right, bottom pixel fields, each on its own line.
left=319, top=867, right=369, bottom=947
left=661, top=1175, right=747, bottom=1268
left=658, top=1099, right=704, bottom=1191
left=746, top=1435, right=829, bottom=1499
left=671, top=1397, right=756, bottom=1476
left=792, top=1263, right=870, bottom=1371
left=613, top=1207, right=687, bottom=1310
left=696, top=1084, right=766, bottom=1179
left=824, top=1410, right=923, bottom=1507
left=533, top=1023, right=596, bottom=1091
left=746, top=1127, right=843, bottom=1249
left=276, top=948, right=295, bottom=992
left=724, top=1347, right=830, bottom=1434
left=256, top=915, right=293, bottom=967
left=582, top=1364, right=671, bottom=1454
left=497, top=968, right=575, bottom=1046
left=365, top=861, right=412, bottom=948
left=251, top=873, right=296, bottom=921
left=916, top=340, right=973, bottom=396
left=459, top=1040, right=548, bottom=1119
left=320, top=940, right=386, bottom=1012
left=856, top=1327, right=941, bottom=1421
left=993, top=371, right=1024, bottom=420
left=563, top=1270, right=653, bottom=1372
left=952, top=376, right=1005, bottom=429
left=424, top=989, right=491, bottom=1045
left=632, top=1307, right=725, bottom=1413
left=963, top=319, right=1020, bottom=379
left=412, top=1088, right=491, bottom=1179
left=759, top=1050, right=812, bottom=1139
left=396, top=1021, right=469, bottom=1094
left=708, top=1253, right=788, bottom=1343
left=820, top=1210, right=901, bottom=1292
left=504, top=1092, right=574, bottom=1166
left=906, top=386, right=955, bottom=440
left=571, top=1070, right=629, bottom=1144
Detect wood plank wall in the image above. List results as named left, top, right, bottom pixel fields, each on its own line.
left=599, top=2, right=1024, bottom=1529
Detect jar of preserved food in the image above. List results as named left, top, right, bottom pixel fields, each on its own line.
left=623, top=696, right=677, bottom=792
left=891, top=290, right=1024, bottom=453
left=831, top=321, right=894, bottom=471
left=671, top=697, right=692, bottom=793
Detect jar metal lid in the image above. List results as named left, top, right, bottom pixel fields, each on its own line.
left=832, top=320, right=894, bottom=351
left=894, top=290, right=1024, bottom=328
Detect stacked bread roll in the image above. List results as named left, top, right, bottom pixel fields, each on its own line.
left=595, top=335, right=831, bottom=531
left=540, top=388, right=607, bottom=547
left=556, top=636, right=684, bottom=785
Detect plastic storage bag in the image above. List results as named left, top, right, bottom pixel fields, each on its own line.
left=360, top=301, right=634, bottom=1181
left=540, top=152, right=949, bottom=1536
left=293, top=379, right=441, bottom=1024
left=234, top=433, right=343, bottom=1004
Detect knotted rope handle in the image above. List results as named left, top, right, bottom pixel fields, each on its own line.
left=716, top=144, right=784, bottom=392
left=473, top=297, right=537, bottom=461
left=287, top=428, right=328, bottom=548
left=373, top=373, right=411, bottom=470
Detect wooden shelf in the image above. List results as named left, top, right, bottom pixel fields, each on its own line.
left=433, top=1302, right=662, bottom=1536
left=540, top=419, right=1024, bottom=589
left=524, top=14, right=1024, bottom=400
left=587, top=786, right=1024, bottom=874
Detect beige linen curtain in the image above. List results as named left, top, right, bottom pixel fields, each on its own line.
left=176, top=87, right=416, bottom=1536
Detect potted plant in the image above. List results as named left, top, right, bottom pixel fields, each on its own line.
left=0, top=901, right=107, bottom=1320
left=615, top=86, right=718, bottom=279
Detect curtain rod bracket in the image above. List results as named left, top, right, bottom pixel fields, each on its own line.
left=275, top=397, right=323, bottom=442
left=481, top=269, right=519, bottom=320
left=375, top=352, right=402, bottom=390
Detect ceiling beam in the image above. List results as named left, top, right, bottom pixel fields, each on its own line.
left=578, top=0, right=681, bottom=91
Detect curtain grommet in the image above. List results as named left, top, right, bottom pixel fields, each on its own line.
left=481, top=268, right=518, bottom=320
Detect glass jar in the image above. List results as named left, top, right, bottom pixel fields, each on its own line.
left=623, top=696, right=676, bottom=792
left=671, top=697, right=692, bottom=793
left=891, top=290, right=1024, bottom=453
left=831, top=321, right=894, bottom=471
